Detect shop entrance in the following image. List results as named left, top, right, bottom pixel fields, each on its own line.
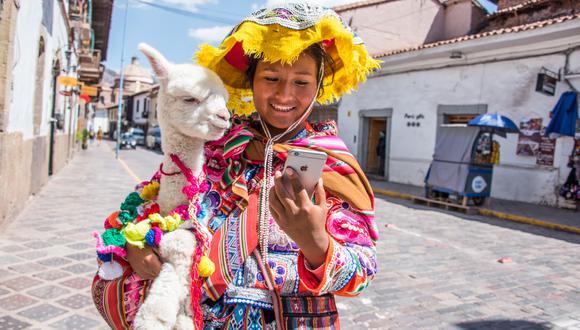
left=359, top=108, right=392, bottom=180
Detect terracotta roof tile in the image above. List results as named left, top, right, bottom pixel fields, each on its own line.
left=490, top=0, right=551, bottom=17
left=372, top=13, right=580, bottom=58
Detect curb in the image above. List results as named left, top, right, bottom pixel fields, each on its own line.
left=372, top=187, right=580, bottom=236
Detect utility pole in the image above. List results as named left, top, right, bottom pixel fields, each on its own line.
left=116, top=0, right=129, bottom=159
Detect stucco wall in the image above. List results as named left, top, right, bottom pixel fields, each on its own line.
left=339, top=50, right=580, bottom=205
left=338, top=0, right=445, bottom=54
left=0, top=132, right=33, bottom=228
left=0, top=0, right=18, bottom=132
left=8, top=0, right=71, bottom=139
left=0, top=0, right=77, bottom=224
left=444, top=1, right=476, bottom=39
left=132, top=93, right=149, bottom=125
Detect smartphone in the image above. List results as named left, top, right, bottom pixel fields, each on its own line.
left=282, top=149, right=328, bottom=197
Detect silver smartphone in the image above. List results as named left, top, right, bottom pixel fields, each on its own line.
left=282, top=149, right=328, bottom=197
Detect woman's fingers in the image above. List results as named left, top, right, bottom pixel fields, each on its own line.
left=285, top=167, right=312, bottom=206
left=273, top=170, right=298, bottom=212
left=313, top=178, right=326, bottom=208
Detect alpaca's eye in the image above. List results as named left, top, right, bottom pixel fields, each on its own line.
left=183, top=97, right=200, bottom=104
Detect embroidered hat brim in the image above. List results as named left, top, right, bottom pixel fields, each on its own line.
left=194, top=3, right=381, bottom=116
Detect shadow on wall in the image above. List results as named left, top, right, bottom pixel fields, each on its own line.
left=456, top=320, right=551, bottom=330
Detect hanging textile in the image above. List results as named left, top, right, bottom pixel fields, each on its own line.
left=545, top=91, right=578, bottom=139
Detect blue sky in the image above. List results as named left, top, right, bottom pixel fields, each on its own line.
left=104, top=0, right=497, bottom=73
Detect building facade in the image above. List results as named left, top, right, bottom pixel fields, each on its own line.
left=338, top=0, right=580, bottom=207
left=0, top=0, right=113, bottom=225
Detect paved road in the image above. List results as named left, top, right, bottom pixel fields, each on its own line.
left=0, top=142, right=578, bottom=329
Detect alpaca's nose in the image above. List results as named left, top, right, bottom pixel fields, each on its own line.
left=216, top=110, right=230, bottom=122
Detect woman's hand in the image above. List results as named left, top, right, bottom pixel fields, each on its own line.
left=125, top=244, right=162, bottom=280
left=269, top=168, right=329, bottom=268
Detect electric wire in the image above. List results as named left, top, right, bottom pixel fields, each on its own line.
left=133, top=0, right=238, bottom=24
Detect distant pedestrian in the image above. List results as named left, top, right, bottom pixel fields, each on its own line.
left=96, top=127, right=103, bottom=146
left=89, top=129, right=95, bottom=145
left=377, top=130, right=386, bottom=176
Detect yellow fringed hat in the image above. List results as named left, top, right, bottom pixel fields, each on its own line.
left=195, top=3, right=380, bottom=116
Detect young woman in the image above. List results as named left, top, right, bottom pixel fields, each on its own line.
left=92, top=4, right=380, bottom=329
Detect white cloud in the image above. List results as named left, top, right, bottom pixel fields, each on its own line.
left=188, top=25, right=233, bottom=42
left=264, top=0, right=361, bottom=8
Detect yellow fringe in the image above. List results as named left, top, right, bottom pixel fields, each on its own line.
left=195, top=15, right=381, bottom=116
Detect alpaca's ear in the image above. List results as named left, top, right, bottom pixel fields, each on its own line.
left=138, top=43, right=170, bottom=80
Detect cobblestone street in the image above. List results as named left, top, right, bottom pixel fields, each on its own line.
left=0, top=143, right=578, bottom=330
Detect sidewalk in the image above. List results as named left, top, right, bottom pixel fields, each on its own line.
left=370, top=179, right=580, bottom=235
left=0, top=144, right=130, bottom=329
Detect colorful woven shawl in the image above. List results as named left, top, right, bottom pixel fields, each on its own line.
left=202, top=118, right=377, bottom=300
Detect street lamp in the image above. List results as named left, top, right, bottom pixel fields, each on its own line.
left=116, top=0, right=129, bottom=159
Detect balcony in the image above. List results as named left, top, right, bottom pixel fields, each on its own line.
left=77, top=49, right=102, bottom=84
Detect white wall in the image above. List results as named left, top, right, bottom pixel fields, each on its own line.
left=339, top=50, right=580, bottom=205
left=338, top=0, right=445, bottom=55
left=93, top=109, right=109, bottom=134
left=132, top=93, right=149, bottom=125
left=8, top=0, right=73, bottom=139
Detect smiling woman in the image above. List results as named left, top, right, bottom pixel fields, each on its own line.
left=92, top=4, right=380, bottom=330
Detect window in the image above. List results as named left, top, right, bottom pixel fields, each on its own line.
left=136, top=99, right=140, bottom=114
left=437, top=104, right=487, bottom=127
left=143, top=98, right=149, bottom=118
left=437, top=104, right=487, bottom=140
left=443, top=114, right=478, bottom=125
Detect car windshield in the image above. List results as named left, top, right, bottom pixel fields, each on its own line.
left=132, top=130, right=144, bottom=137
left=121, top=133, right=132, bottom=138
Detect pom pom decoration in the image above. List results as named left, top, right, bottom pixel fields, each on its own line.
left=140, top=181, right=160, bottom=200
left=106, top=211, right=123, bottom=229
left=98, top=260, right=124, bottom=280
left=149, top=213, right=183, bottom=232
left=101, top=228, right=126, bottom=247
left=198, top=255, right=215, bottom=277
left=123, top=220, right=152, bottom=249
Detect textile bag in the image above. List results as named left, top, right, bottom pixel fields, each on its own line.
left=91, top=259, right=150, bottom=330
left=254, top=250, right=340, bottom=330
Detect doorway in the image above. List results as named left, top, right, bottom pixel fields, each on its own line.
left=366, top=118, right=386, bottom=175
left=359, top=108, right=392, bottom=180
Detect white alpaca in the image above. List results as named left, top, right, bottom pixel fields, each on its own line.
left=132, top=43, right=230, bottom=330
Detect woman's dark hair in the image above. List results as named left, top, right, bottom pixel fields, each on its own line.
left=245, top=43, right=336, bottom=98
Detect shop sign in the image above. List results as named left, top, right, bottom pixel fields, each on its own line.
left=535, top=68, right=558, bottom=96
left=80, top=85, right=98, bottom=96
left=471, top=176, right=487, bottom=193
left=58, top=76, right=78, bottom=87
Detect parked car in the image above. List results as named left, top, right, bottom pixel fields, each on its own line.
left=120, top=132, right=137, bottom=149
left=131, top=128, right=145, bottom=145
left=146, top=126, right=162, bottom=150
